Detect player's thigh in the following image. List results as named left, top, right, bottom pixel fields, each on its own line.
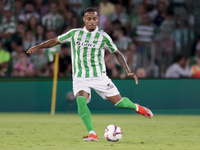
left=73, top=77, right=91, bottom=101
left=92, top=75, right=120, bottom=100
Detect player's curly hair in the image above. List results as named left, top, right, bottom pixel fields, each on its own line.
left=84, top=7, right=98, bottom=15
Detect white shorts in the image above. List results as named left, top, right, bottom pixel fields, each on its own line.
left=73, top=75, right=120, bottom=103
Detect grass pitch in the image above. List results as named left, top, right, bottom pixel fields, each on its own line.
left=0, top=113, right=199, bottom=150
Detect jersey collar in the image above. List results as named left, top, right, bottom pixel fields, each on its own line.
left=83, top=26, right=99, bottom=34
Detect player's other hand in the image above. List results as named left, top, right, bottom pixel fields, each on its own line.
left=127, top=72, right=138, bottom=85
left=27, top=46, right=38, bottom=54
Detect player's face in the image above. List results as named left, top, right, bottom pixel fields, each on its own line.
left=83, top=12, right=99, bottom=32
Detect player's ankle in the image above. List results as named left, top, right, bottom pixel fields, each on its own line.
left=89, top=130, right=96, bottom=135
left=135, top=104, right=139, bottom=112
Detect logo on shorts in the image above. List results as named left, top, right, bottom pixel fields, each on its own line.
left=106, top=83, right=114, bottom=90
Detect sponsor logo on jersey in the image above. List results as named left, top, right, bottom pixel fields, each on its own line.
left=76, top=41, right=96, bottom=48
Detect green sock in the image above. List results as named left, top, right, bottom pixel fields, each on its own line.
left=76, top=96, right=94, bottom=132
left=115, top=97, right=137, bottom=111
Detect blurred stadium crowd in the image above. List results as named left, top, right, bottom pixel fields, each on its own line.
left=0, top=0, right=200, bottom=78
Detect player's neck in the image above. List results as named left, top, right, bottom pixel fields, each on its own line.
left=85, top=26, right=96, bottom=32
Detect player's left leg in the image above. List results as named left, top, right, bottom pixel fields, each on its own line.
left=73, top=77, right=98, bottom=141
left=75, top=91, right=98, bottom=141
left=107, top=94, right=153, bottom=119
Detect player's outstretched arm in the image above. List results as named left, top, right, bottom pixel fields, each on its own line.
left=113, top=51, right=138, bottom=84
left=26, top=38, right=61, bottom=54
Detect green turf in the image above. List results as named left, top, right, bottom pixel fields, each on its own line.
left=0, top=114, right=199, bottom=150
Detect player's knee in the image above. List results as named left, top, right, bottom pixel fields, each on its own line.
left=76, top=96, right=87, bottom=105
left=75, top=90, right=89, bottom=99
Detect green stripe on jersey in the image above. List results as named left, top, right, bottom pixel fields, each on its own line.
left=77, top=46, right=82, bottom=77
left=83, top=33, right=92, bottom=77
left=103, top=35, right=116, bottom=52
left=91, top=32, right=100, bottom=77
left=59, top=30, right=78, bottom=42
left=71, top=36, right=76, bottom=75
left=77, top=30, right=84, bottom=77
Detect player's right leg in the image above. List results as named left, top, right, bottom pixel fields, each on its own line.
left=91, top=75, right=153, bottom=119
left=75, top=90, right=98, bottom=141
left=108, top=95, right=153, bottom=119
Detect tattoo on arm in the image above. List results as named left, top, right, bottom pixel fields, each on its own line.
left=114, top=51, right=131, bottom=73
left=47, top=43, right=51, bottom=48
left=38, top=39, right=59, bottom=49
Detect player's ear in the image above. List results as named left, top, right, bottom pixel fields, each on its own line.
left=83, top=16, right=85, bottom=23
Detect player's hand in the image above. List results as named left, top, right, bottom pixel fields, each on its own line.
left=127, top=72, right=138, bottom=85
left=26, top=46, right=38, bottom=54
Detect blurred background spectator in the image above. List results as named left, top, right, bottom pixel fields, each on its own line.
left=145, top=54, right=159, bottom=77
left=59, top=44, right=72, bottom=77
left=109, top=3, right=131, bottom=33
left=42, top=2, right=63, bottom=33
left=130, top=4, right=146, bottom=29
left=35, top=24, right=46, bottom=44
left=105, top=52, right=120, bottom=78
left=165, top=54, right=191, bottom=78
left=18, top=2, right=40, bottom=23
left=99, top=0, right=115, bottom=18
left=93, top=3, right=107, bottom=30
left=136, top=67, right=147, bottom=78
left=30, top=48, right=48, bottom=76
left=0, top=0, right=199, bottom=79
left=0, top=9, right=16, bottom=52
left=191, top=53, right=200, bottom=78
left=45, top=30, right=60, bottom=62
left=113, top=27, right=132, bottom=54
left=12, top=42, right=26, bottom=69
left=0, top=39, right=10, bottom=76
left=12, top=54, right=34, bottom=77
left=23, top=30, right=36, bottom=51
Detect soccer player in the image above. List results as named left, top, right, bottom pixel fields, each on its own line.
left=27, top=7, right=153, bottom=141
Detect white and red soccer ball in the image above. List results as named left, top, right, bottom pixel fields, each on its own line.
left=104, top=124, right=122, bottom=142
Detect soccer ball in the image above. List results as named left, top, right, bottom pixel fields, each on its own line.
left=104, top=125, right=122, bottom=142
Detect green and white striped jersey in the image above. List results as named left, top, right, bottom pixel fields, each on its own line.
left=58, top=26, right=118, bottom=78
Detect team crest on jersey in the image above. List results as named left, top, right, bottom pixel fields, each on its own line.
left=94, top=37, right=98, bottom=42
left=86, top=37, right=90, bottom=41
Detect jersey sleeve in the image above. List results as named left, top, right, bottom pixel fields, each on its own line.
left=103, top=33, right=118, bottom=53
left=58, top=29, right=76, bottom=44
